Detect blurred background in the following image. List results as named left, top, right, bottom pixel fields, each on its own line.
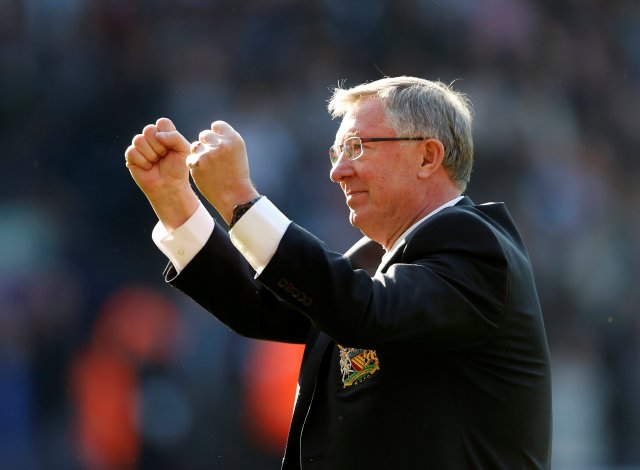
left=1, top=0, right=639, bottom=468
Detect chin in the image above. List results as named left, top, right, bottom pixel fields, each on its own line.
left=349, top=210, right=367, bottom=231
left=348, top=209, right=359, bottom=228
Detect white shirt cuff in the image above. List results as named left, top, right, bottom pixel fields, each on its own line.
left=152, top=203, right=215, bottom=273
left=229, top=196, right=290, bottom=275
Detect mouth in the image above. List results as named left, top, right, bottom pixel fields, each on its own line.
left=345, top=190, right=367, bottom=204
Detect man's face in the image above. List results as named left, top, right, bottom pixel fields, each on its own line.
left=330, top=98, right=423, bottom=246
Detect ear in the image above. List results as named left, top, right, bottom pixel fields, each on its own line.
left=417, top=139, right=445, bottom=179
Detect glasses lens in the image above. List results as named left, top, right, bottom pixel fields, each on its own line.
left=345, top=136, right=363, bottom=160
left=329, top=145, right=339, bottom=165
left=330, top=137, right=364, bottom=166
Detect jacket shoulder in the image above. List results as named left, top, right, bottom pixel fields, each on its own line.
left=407, top=202, right=525, bottom=253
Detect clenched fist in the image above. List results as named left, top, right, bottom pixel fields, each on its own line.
left=186, top=121, right=259, bottom=225
left=125, top=118, right=199, bottom=231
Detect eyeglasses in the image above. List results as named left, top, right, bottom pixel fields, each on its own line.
left=329, top=136, right=428, bottom=166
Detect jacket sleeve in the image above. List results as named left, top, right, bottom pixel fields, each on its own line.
left=166, top=221, right=311, bottom=344
left=257, top=208, right=512, bottom=352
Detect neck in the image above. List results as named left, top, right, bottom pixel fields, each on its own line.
left=380, top=190, right=462, bottom=251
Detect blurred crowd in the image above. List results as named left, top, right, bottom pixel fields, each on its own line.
left=1, top=0, right=639, bottom=468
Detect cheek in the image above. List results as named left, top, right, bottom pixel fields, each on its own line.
left=369, top=172, right=405, bottom=201
left=359, top=155, right=413, bottom=201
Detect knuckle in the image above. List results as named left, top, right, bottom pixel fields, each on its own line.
left=132, top=134, right=145, bottom=146
left=199, top=130, right=213, bottom=141
left=142, top=124, right=157, bottom=137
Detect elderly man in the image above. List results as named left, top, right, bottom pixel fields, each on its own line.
left=125, top=76, right=552, bottom=469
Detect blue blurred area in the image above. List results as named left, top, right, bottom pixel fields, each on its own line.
left=0, top=1, right=639, bottom=468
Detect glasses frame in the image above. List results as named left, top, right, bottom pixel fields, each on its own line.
left=329, top=136, right=429, bottom=166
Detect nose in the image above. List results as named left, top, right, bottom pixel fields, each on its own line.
left=329, top=155, right=355, bottom=183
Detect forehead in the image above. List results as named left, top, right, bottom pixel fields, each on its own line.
left=335, top=98, right=394, bottom=141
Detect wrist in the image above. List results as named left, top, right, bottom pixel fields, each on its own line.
left=218, top=185, right=260, bottom=225
left=229, top=195, right=263, bottom=229
left=148, top=187, right=200, bottom=233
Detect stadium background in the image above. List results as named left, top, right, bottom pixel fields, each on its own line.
left=1, top=0, right=639, bottom=468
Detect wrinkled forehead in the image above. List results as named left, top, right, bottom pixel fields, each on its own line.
left=335, top=114, right=357, bottom=144
left=334, top=98, right=391, bottom=143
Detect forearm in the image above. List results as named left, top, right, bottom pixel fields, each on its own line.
left=167, top=223, right=310, bottom=343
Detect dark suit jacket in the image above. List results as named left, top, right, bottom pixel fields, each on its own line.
left=165, top=197, right=552, bottom=469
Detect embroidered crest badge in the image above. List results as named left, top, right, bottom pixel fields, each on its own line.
left=338, top=346, right=380, bottom=388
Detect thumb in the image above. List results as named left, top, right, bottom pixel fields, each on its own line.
left=211, top=120, right=236, bottom=137
left=211, top=120, right=245, bottom=149
left=155, top=118, right=190, bottom=155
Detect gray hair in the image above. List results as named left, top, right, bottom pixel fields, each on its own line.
left=328, top=76, right=474, bottom=191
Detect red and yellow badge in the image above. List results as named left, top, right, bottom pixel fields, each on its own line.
left=338, top=346, right=380, bottom=388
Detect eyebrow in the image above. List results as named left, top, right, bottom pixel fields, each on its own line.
left=335, top=131, right=359, bottom=144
